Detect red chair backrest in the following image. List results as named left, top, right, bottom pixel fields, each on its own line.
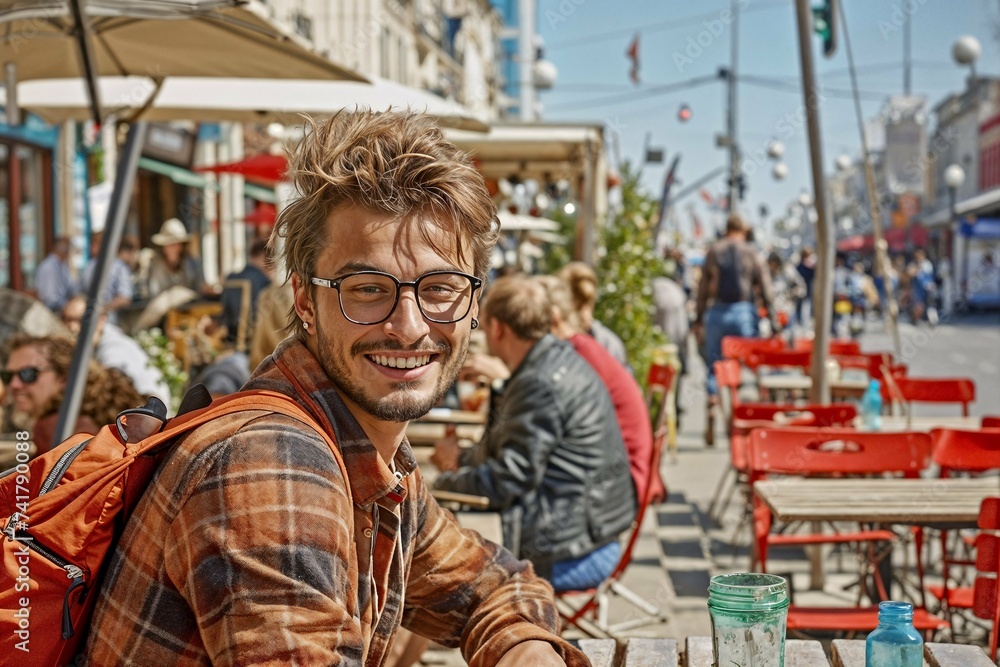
left=713, top=360, right=743, bottom=410
left=792, top=339, right=862, bottom=356
left=748, top=427, right=932, bottom=481
left=721, top=336, right=783, bottom=362
left=829, top=340, right=862, bottom=356
left=733, top=403, right=857, bottom=427
left=972, top=498, right=1000, bottom=660
left=895, top=377, right=975, bottom=416
left=984, top=417, right=1000, bottom=429
left=931, top=428, right=1000, bottom=476
left=745, top=349, right=811, bottom=372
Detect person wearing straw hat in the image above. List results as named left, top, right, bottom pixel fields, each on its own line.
left=143, top=218, right=206, bottom=300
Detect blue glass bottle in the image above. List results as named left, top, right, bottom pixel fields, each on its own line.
left=866, top=601, right=922, bottom=667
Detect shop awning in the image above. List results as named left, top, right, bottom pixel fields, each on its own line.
left=139, top=157, right=217, bottom=190
left=922, top=186, right=1000, bottom=226
left=836, top=225, right=930, bottom=253
left=959, top=217, right=1000, bottom=239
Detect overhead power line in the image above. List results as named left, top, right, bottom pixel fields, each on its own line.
left=547, top=0, right=788, bottom=50
left=545, top=74, right=718, bottom=111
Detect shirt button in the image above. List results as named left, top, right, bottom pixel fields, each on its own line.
left=363, top=528, right=373, bottom=538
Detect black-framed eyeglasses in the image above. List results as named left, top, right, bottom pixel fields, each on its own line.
left=310, top=270, right=483, bottom=326
left=0, top=367, right=53, bottom=385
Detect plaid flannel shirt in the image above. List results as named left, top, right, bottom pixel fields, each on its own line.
left=87, top=338, right=589, bottom=666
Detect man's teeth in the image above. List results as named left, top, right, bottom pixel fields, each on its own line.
left=372, top=355, right=432, bottom=369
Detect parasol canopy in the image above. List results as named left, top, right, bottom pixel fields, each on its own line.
left=5, top=75, right=488, bottom=131
left=0, top=0, right=364, bottom=82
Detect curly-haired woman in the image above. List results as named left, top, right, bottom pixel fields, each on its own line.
left=2, top=334, right=143, bottom=455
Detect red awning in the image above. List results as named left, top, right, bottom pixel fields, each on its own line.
left=241, top=203, right=277, bottom=227
left=835, top=225, right=929, bottom=253
left=196, top=154, right=287, bottom=185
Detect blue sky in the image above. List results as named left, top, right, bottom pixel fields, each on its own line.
left=537, top=0, right=1000, bottom=240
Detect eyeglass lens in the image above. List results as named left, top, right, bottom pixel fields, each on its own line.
left=339, top=273, right=475, bottom=324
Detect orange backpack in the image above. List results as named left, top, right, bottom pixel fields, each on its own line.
left=0, top=387, right=336, bottom=667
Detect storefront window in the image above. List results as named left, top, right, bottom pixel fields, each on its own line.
left=0, top=140, right=52, bottom=291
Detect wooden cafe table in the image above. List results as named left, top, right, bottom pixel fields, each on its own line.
left=754, top=476, right=998, bottom=596
left=572, top=636, right=993, bottom=666
left=757, top=374, right=869, bottom=401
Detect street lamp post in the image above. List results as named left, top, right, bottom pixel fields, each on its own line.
left=950, top=35, right=979, bottom=312
left=944, top=163, right=966, bottom=312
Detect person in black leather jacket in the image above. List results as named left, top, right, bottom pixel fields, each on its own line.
left=433, top=275, right=636, bottom=590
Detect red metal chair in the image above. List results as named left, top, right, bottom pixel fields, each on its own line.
left=972, top=498, right=1000, bottom=661
left=747, top=427, right=947, bottom=634
left=923, top=497, right=1000, bottom=647
left=792, top=338, right=862, bottom=356
left=707, top=403, right=857, bottom=524
left=709, top=359, right=744, bottom=447
left=925, top=428, right=1000, bottom=630
left=556, top=364, right=675, bottom=637
left=894, top=377, right=976, bottom=416
left=721, top=336, right=783, bottom=362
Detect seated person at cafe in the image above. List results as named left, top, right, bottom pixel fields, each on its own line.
left=220, top=238, right=274, bottom=350
left=2, top=334, right=143, bottom=454
left=535, top=274, right=663, bottom=504
left=433, top=274, right=636, bottom=591
left=61, top=295, right=171, bottom=408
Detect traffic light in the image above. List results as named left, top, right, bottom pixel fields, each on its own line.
left=812, top=0, right=837, bottom=58
left=678, top=104, right=692, bottom=123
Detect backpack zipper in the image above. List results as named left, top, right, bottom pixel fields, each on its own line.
left=38, top=439, right=92, bottom=496
left=5, top=524, right=86, bottom=639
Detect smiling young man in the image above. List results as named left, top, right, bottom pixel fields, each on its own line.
left=86, top=112, right=588, bottom=666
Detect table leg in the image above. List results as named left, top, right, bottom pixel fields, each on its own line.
left=808, top=521, right=826, bottom=590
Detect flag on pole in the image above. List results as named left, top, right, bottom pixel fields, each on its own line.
left=626, top=34, right=640, bottom=84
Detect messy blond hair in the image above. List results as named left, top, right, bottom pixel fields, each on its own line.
left=272, top=110, right=499, bottom=334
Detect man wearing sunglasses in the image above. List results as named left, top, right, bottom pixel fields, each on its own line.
left=87, top=112, right=587, bottom=667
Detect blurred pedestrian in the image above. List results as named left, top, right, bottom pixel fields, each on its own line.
left=694, top=215, right=775, bottom=445
left=35, top=236, right=76, bottom=313
left=795, top=246, right=816, bottom=325
left=767, top=252, right=806, bottom=333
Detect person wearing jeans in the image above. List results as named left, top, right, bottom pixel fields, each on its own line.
left=694, top=215, right=776, bottom=445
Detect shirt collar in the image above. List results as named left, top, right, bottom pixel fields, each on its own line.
left=246, top=337, right=417, bottom=509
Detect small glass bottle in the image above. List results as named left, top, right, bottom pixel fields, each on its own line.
left=861, top=379, right=883, bottom=431
left=866, top=601, right=923, bottom=667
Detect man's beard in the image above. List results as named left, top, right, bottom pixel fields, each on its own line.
left=314, top=325, right=469, bottom=423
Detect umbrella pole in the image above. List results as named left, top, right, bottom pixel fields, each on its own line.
left=69, top=0, right=102, bottom=127
left=55, top=122, right=148, bottom=443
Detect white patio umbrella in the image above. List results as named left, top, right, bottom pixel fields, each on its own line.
left=0, top=0, right=366, bottom=440
left=496, top=211, right=562, bottom=233
left=0, top=0, right=364, bottom=83
left=6, top=75, right=489, bottom=131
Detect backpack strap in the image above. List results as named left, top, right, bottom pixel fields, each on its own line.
left=128, top=390, right=349, bottom=486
